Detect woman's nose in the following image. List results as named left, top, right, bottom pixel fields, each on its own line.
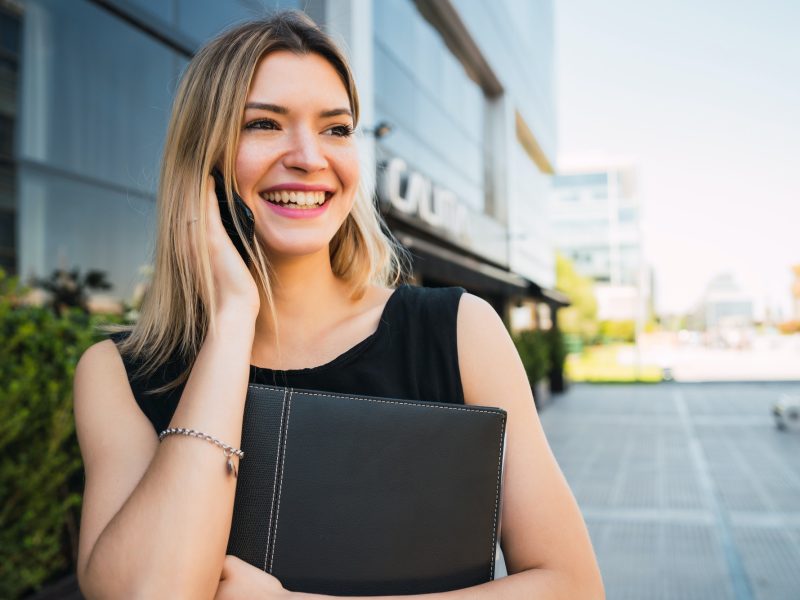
left=282, top=127, right=328, bottom=173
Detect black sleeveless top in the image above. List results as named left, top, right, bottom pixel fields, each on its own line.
left=110, top=283, right=468, bottom=434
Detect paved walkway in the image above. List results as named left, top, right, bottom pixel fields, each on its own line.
left=534, top=382, right=800, bottom=600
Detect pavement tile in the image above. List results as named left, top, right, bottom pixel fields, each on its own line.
left=539, top=382, right=800, bottom=600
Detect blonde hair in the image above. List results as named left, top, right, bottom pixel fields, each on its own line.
left=102, top=10, right=411, bottom=395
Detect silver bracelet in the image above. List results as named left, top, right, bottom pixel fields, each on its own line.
left=159, top=427, right=244, bottom=478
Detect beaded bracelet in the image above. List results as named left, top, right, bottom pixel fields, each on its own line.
left=159, top=427, right=244, bottom=478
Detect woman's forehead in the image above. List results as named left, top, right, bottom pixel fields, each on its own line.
left=247, top=50, right=350, bottom=109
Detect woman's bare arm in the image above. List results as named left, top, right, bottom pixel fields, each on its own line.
left=74, top=308, right=257, bottom=600
left=453, top=293, right=604, bottom=598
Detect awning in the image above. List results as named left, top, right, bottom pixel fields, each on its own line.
left=396, top=233, right=529, bottom=296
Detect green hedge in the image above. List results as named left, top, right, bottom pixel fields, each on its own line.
left=512, top=329, right=552, bottom=386
left=512, top=327, right=569, bottom=394
left=0, top=268, right=123, bottom=599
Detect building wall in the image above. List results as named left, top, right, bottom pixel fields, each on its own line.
left=0, top=6, right=21, bottom=275
left=452, top=0, right=555, bottom=159
left=374, top=0, right=485, bottom=214
left=373, top=0, right=556, bottom=290
left=11, top=0, right=557, bottom=311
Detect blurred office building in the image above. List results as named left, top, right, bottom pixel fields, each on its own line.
left=549, top=165, right=651, bottom=323
left=4, top=0, right=565, bottom=325
left=689, top=273, right=754, bottom=345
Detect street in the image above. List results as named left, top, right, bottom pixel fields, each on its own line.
left=531, top=382, right=800, bottom=600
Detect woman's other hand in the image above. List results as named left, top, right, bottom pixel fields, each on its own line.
left=215, top=555, right=296, bottom=599
left=205, top=175, right=261, bottom=317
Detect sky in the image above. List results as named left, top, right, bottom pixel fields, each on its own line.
left=554, top=0, right=800, bottom=318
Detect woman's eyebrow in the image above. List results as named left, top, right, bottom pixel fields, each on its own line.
left=244, top=102, right=352, bottom=118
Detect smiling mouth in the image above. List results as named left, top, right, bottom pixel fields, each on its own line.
left=260, top=190, right=333, bottom=209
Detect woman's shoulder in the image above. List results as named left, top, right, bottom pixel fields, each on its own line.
left=77, top=336, right=127, bottom=375
left=73, top=337, right=143, bottom=432
left=399, top=282, right=468, bottom=311
left=76, top=332, right=134, bottom=386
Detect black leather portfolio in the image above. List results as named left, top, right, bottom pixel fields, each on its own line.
left=226, top=383, right=508, bottom=596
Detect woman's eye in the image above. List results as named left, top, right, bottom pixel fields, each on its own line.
left=245, top=119, right=279, bottom=131
left=325, top=124, right=354, bottom=138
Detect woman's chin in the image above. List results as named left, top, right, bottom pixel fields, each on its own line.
left=260, top=240, right=334, bottom=261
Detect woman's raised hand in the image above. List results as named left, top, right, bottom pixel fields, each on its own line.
left=204, top=175, right=261, bottom=317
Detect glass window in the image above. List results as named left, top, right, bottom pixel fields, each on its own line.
left=176, top=0, right=300, bottom=43
left=18, top=165, right=155, bottom=304
left=19, top=0, right=181, bottom=195
left=0, top=10, right=20, bottom=53
left=125, top=0, right=175, bottom=22
left=0, top=6, right=18, bottom=275
left=374, top=0, right=487, bottom=212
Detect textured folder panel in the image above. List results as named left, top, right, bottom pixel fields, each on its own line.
left=228, top=383, right=507, bottom=596
left=226, top=386, right=288, bottom=567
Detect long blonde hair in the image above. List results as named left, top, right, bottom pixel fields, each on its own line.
left=103, top=10, right=411, bottom=395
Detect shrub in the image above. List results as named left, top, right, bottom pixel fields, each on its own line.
left=512, top=329, right=552, bottom=386
left=0, top=268, right=123, bottom=598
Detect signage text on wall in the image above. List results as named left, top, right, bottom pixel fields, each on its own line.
left=378, top=158, right=471, bottom=241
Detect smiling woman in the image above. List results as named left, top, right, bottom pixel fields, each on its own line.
left=71, top=8, right=603, bottom=600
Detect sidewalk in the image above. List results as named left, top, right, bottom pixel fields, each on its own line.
left=538, top=382, right=800, bottom=600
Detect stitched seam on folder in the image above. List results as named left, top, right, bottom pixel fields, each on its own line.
left=249, top=384, right=504, bottom=416
left=489, top=415, right=507, bottom=579
left=250, top=385, right=502, bottom=416
left=264, top=387, right=288, bottom=572
left=268, top=387, right=293, bottom=573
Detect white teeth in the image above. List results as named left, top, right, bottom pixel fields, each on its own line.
left=262, top=190, right=327, bottom=206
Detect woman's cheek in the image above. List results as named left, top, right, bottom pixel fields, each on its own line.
left=331, top=145, right=360, bottom=190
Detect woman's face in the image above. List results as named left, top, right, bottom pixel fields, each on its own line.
left=234, top=50, right=359, bottom=259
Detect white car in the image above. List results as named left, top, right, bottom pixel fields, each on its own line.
left=773, top=395, right=800, bottom=431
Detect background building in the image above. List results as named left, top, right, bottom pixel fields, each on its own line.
left=7, top=0, right=562, bottom=326
left=550, top=164, right=650, bottom=323
left=692, top=273, right=755, bottom=334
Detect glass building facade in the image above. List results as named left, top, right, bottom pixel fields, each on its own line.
left=10, top=0, right=559, bottom=323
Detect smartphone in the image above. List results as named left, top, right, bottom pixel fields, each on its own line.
left=211, top=168, right=255, bottom=267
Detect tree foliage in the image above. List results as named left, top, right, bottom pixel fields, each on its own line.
left=555, top=252, right=598, bottom=344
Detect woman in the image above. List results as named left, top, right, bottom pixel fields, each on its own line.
left=73, top=10, right=603, bottom=600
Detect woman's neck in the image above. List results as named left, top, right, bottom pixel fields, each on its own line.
left=251, top=250, right=352, bottom=342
